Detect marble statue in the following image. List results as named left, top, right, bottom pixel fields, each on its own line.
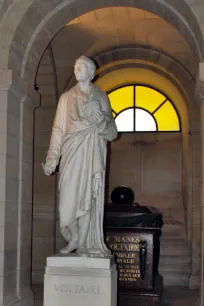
left=43, top=56, right=118, bottom=257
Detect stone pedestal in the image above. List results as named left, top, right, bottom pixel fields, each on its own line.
left=43, top=254, right=117, bottom=306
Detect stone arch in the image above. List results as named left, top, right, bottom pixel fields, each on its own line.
left=0, top=0, right=202, bottom=90
left=65, top=46, right=194, bottom=102
left=0, top=0, right=203, bottom=303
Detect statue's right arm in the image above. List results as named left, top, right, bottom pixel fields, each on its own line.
left=43, top=94, right=66, bottom=175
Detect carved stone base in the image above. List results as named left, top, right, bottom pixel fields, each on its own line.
left=119, top=275, right=163, bottom=306
left=43, top=253, right=117, bottom=306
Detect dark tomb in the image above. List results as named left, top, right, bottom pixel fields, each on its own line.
left=104, top=187, right=163, bottom=306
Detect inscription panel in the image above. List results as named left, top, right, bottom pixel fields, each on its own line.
left=54, top=283, right=101, bottom=296
left=44, top=272, right=117, bottom=306
left=105, top=229, right=153, bottom=290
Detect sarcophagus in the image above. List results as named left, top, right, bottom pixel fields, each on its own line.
left=104, top=203, right=163, bottom=306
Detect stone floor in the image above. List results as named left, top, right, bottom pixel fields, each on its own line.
left=33, top=285, right=199, bottom=306
left=161, top=287, right=198, bottom=306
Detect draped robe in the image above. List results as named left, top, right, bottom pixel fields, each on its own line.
left=46, top=83, right=118, bottom=255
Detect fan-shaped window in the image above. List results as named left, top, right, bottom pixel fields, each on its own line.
left=108, top=85, right=181, bottom=132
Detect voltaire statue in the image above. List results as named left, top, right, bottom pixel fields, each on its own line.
left=43, top=56, right=118, bottom=257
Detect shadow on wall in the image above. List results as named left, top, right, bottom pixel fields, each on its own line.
left=51, top=23, right=98, bottom=96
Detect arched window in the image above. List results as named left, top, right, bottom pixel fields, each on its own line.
left=108, top=85, right=181, bottom=132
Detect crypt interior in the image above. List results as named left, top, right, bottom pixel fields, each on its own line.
left=0, top=1, right=204, bottom=306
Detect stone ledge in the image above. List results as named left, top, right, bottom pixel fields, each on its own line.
left=47, top=253, right=115, bottom=269
left=45, top=266, right=116, bottom=278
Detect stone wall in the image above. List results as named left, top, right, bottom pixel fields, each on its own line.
left=108, top=133, right=183, bottom=218
left=189, top=103, right=202, bottom=288
left=31, top=44, right=199, bottom=287
left=0, top=0, right=203, bottom=304
left=32, top=46, right=57, bottom=284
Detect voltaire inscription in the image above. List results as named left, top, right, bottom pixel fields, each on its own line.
left=54, top=283, right=101, bottom=295
left=106, top=235, right=141, bottom=281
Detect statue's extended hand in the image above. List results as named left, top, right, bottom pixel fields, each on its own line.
left=42, top=158, right=58, bottom=176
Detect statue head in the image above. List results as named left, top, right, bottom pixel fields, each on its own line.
left=74, top=56, right=96, bottom=82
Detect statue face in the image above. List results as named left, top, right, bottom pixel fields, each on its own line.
left=74, top=60, right=90, bottom=82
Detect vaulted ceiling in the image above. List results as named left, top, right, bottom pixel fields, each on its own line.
left=50, top=7, right=196, bottom=95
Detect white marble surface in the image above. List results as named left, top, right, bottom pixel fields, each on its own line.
left=44, top=254, right=117, bottom=306
left=47, top=253, right=114, bottom=269
left=43, top=56, right=117, bottom=257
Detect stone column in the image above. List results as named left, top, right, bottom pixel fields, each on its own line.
left=0, top=68, right=40, bottom=306
left=189, top=101, right=202, bottom=290
left=197, top=62, right=204, bottom=306
left=15, top=86, right=40, bottom=305
left=0, top=68, right=12, bottom=306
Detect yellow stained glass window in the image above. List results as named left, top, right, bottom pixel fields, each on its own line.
left=153, top=100, right=180, bottom=131
left=108, top=86, right=134, bottom=118
left=136, top=86, right=166, bottom=113
left=108, top=85, right=180, bottom=132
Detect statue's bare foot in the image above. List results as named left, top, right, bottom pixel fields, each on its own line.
left=59, top=241, right=77, bottom=255
left=76, top=247, right=89, bottom=257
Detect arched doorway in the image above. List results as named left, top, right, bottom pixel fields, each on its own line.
left=0, top=1, right=203, bottom=306
left=94, top=66, right=190, bottom=286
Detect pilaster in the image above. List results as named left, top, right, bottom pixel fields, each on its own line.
left=197, top=62, right=204, bottom=306
left=0, top=68, right=39, bottom=305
